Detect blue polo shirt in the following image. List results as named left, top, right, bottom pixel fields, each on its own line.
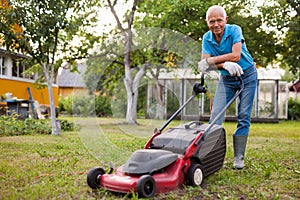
left=202, top=24, right=254, bottom=75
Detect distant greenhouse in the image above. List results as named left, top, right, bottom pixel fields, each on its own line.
left=146, top=68, right=288, bottom=123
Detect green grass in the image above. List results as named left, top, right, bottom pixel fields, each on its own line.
left=0, top=118, right=299, bottom=199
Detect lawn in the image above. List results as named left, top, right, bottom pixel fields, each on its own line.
left=0, top=117, right=299, bottom=199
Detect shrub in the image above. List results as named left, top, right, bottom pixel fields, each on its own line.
left=58, top=96, right=67, bottom=113
left=0, top=115, right=51, bottom=136
left=59, top=94, right=113, bottom=117
left=288, top=98, right=300, bottom=120
left=71, top=95, right=96, bottom=116
left=59, top=119, right=80, bottom=132
left=0, top=115, right=78, bottom=136
left=95, top=94, right=112, bottom=117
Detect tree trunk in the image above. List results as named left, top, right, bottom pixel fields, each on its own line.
left=124, top=63, right=148, bottom=124
left=155, top=103, right=166, bottom=120
left=154, top=81, right=166, bottom=120
left=43, top=63, right=60, bottom=135
left=124, top=66, right=136, bottom=124
left=123, top=25, right=136, bottom=124
left=124, top=80, right=138, bottom=124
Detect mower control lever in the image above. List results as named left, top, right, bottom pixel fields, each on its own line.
left=193, top=82, right=206, bottom=95
left=193, top=73, right=207, bottom=95
left=157, top=79, right=206, bottom=133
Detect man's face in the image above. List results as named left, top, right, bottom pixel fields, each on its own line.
left=206, top=10, right=228, bottom=36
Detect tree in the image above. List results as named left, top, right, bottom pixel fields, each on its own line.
left=104, top=0, right=144, bottom=124
left=280, top=0, right=299, bottom=77
left=223, top=0, right=280, bottom=67
left=0, top=0, right=99, bottom=134
left=259, top=0, right=300, bottom=77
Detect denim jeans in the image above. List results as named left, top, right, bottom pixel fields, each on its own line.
left=209, top=65, right=258, bottom=136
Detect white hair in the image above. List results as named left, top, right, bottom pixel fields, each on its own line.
left=206, top=5, right=227, bottom=20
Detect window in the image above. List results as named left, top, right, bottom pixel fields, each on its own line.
left=12, top=59, right=19, bottom=77
left=12, top=58, right=34, bottom=79
left=0, top=56, right=7, bottom=76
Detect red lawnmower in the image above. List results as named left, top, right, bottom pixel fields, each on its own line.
left=87, top=76, right=244, bottom=198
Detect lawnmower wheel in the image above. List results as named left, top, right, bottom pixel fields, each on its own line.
left=187, top=164, right=204, bottom=186
left=136, top=175, right=156, bottom=198
left=87, top=167, right=105, bottom=189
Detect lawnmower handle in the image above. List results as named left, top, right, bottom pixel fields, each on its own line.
left=195, top=76, right=244, bottom=146
left=159, top=74, right=206, bottom=132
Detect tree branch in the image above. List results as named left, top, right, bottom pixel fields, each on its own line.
left=107, top=0, right=126, bottom=37
left=127, top=0, right=138, bottom=30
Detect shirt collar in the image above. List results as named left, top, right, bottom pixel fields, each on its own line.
left=208, top=24, right=229, bottom=45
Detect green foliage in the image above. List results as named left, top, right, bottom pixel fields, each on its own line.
left=58, top=96, right=73, bottom=114
left=0, top=115, right=78, bottom=136
left=137, top=82, right=147, bottom=117
left=59, top=94, right=113, bottom=117
left=111, top=85, right=127, bottom=118
left=166, top=88, right=180, bottom=116
left=95, top=94, right=113, bottom=117
left=0, top=0, right=100, bottom=62
left=58, top=96, right=66, bottom=113
left=85, top=51, right=125, bottom=93
left=85, top=0, right=293, bottom=98
left=281, top=4, right=300, bottom=77
left=226, top=2, right=279, bottom=67
left=136, top=0, right=208, bottom=41
left=259, top=0, right=300, bottom=77
left=70, top=95, right=95, bottom=116
left=0, top=0, right=101, bottom=88
left=0, top=115, right=51, bottom=136
left=288, top=98, right=300, bottom=120
left=59, top=119, right=80, bottom=132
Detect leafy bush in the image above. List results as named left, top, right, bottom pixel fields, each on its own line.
left=0, top=115, right=78, bottom=136
left=95, top=94, right=112, bottom=117
left=111, top=98, right=127, bottom=118
left=59, top=94, right=113, bottom=117
left=59, top=119, right=80, bottom=132
left=0, top=115, right=51, bottom=136
left=58, top=96, right=68, bottom=113
left=61, top=96, right=73, bottom=114
left=288, top=98, right=300, bottom=120
left=72, top=95, right=96, bottom=116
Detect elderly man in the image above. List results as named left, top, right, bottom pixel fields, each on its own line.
left=198, top=5, right=258, bottom=169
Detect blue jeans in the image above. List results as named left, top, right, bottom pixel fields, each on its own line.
left=209, top=65, right=258, bottom=136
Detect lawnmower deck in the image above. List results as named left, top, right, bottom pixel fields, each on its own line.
left=100, top=155, right=187, bottom=194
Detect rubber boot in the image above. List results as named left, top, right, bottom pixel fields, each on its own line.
left=233, top=135, right=248, bottom=169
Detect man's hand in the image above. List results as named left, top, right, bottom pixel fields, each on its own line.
left=223, top=62, right=244, bottom=76
left=198, top=59, right=210, bottom=73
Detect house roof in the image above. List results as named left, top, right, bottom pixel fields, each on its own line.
left=58, top=63, right=86, bottom=88
left=0, top=48, right=29, bottom=59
